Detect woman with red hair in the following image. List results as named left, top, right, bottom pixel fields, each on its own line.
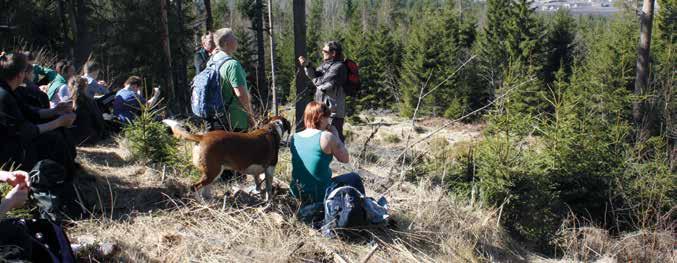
left=290, top=101, right=364, bottom=205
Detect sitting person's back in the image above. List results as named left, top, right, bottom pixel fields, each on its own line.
left=113, top=76, right=159, bottom=124
left=290, top=102, right=360, bottom=205
left=291, top=128, right=334, bottom=203
left=68, top=76, right=106, bottom=145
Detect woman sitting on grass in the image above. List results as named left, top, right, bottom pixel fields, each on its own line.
left=290, top=101, right=364, bottom=205
left=67, top=76, right=107, bottom=145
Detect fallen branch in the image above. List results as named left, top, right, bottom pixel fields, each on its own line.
left=360, top=244, right=380, bottom=263
left=318, top=243, right=350, bottom=263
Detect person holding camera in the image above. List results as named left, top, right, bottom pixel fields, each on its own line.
left=289, top=102, right=364, bottom=205
left=298, top=41, right=348, bottom=142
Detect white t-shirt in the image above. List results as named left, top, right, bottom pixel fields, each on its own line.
left=49, top=84, right=71, bottom=108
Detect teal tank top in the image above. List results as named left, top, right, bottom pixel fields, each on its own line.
left=290, top=131, right=333, bottom=203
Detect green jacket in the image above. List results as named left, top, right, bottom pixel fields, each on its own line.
left=32, top=64, right=57, bottom=84
left=47, top=74, right=67, bottom=100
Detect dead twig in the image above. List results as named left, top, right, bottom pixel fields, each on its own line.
left=382, top=78, right=535, bottom=196
left=361, top=244, right=380, bottom=263
left=357, top=124, right=382, bottom=169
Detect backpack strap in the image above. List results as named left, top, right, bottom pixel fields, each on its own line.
left=210, top=56, right=237, bottom=118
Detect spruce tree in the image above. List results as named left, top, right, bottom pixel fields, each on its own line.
left=505, top=0, right=543, bottom=67
left=306, top=0, right=324, bottom=64
left=400, top=7, right=463, bottom=118
left=543, top=9, right=576, bottom=83
left=475, top=0, right=513, bottom=90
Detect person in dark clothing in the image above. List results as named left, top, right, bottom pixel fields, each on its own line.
left=194, top=32, right=216, bottom=73
left=0, top=52, right=77, bottom=174
left=67, top=76, right=107, bottom=145
left=16, top=64, right=50, bottom=109
left=298, top=41, right=348, bottom=142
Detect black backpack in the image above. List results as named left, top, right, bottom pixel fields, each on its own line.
left=29, top=160, right=82, bottom=222
left=0, top=218, right=76, bottom=262
left=321, top=185, right=369, bottom=238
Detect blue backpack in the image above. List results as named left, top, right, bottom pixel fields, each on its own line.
left=321, top=185, right=369, bottom=238
left=191, top=56, right=233, bottom=119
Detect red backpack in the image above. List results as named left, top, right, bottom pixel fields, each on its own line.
left=343, top=59, right=361, bottom=97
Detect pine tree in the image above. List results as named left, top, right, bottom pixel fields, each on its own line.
left=234, top=28, right=257, bottom=91
left=306, top=0, right=324, bottom=64
left=367, top=25, right=403, bottom=109
left=505, top=0, right=544, bottom=67
left=475, top=0, right=513, bottom=90
left=400, top=7, right=463, bottom=118
left=543, top=9, right=576, bottom=83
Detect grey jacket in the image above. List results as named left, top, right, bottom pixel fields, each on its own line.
left=304, top=60, right=347, bottom=118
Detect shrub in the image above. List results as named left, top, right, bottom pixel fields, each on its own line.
left=121, top=103, right=177, bottom=164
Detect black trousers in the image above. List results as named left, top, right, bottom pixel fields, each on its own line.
left=331, top=117, right=346, bottom=143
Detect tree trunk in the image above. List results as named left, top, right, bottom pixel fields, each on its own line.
left=56, top=0, right=73, bottom=59
left=175, top=0, right=189, bottom=113
left=634, top=0, right=655, bottom=137
left=268, top=0, right=278, bottom=115
left=160, top=0, right=176, bottom=110
left=72, top=0, right=92, bottom=66
left=204, top=0, right=213, bottom=32
left=293, top=0, right=307, bottom=131
left=254, top=0, right=268, bottom=112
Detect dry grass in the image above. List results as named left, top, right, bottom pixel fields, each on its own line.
left=63, top=115, right=525, bottom=262
left=553, top=218, right=676, bottom=263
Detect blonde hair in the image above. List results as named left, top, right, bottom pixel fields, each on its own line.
left=213, top=28, right=236, bottom=51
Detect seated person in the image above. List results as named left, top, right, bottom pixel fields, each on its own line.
left=67, top=76, right=106, bottom=145
left=82, top=61, right=109, bottom=98
left=0, top=170, right=33, bottom=260
left=15, top=64, right=50, bottom=110
left=0, top=170, right=76, bottom=261
left=22, top=51, right=57, bottom=86
left=46, top=60, right=75, bottom=108
left=0, top=52, right=77, bottom=176
left=113, top=76, right=160, bottom=123
left=290, top=101, right=364, bottom=205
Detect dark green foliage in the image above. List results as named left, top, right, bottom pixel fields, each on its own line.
left=543, top=9, right=576, bottom=83
left=505, top=0, right=544, bottom=67
left=233, top=28, right=258, bottom=93
left=399, top=7, right=465, bottom=118
left=475, top=0, right=513, bottom=90
left=440, top=13, right=674, bottom=253
left=307, top=0, right=324, bottom=65
left=87, top=0, right=193, bottom=91
left=122, top=103, right=177, bottom=164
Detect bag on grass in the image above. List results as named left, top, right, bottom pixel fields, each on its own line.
left=29, top=160, right=82, bottom=222
left=321, top=185, right=369, bottom=238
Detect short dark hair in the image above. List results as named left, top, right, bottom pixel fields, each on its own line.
left=125, top=75, right=143, bottom=87
left=55, top=60, right=74, bottom=75
left=324, top=41, right=344, bottom=60
left=84, top=61, right=100, bottom=73
left=0, top=52, right=29, bottom=81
